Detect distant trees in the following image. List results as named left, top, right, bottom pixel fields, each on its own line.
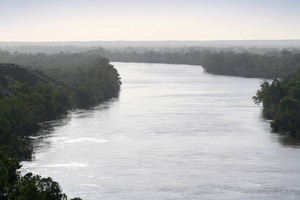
left=203, top=52, right=300, bottom=78
left=84, top=48, right=300, bottom=79
left=253, top=70, right=300, bottom=137
left=58, top=59, right=121, bottom=108
left=1, top=46, right=300, bottom=79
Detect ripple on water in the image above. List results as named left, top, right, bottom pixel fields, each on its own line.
left=40, top=162, right=89, bottom=169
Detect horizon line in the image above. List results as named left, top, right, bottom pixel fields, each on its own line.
left=1, top=39, right=300, bottom=43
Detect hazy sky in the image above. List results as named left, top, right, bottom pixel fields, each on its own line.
left=1, top=0, right=300, bottom=41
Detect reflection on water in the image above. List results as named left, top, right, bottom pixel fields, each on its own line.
left=278, top=135, right=300, bottom=147
left=22, top=62, right=300, bottom=200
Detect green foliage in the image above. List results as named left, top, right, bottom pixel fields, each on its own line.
left=64, top=61, right=121, bottom=108
left=0, top=80, right=75, bottom=199
left=0, top=51, right=121, bottom=108
left=254, top=70, right=300, bottom=137
left=86, top=48, right=300, bottom=79
left=0, top=53, right=121, bottom=199
left=0, top=151, right=21, bottom=199
left=9, top=173, right=67, bottom=200
left=1, top=46, right=300, bottom=79
left=271, top=97, right=300, bottom=135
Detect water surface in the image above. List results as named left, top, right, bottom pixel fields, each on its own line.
left=22, top=62, right=300, bottom=200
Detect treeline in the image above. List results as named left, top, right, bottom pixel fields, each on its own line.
left=0, top=50, right=121, bottom=108
left=87, top=48, right=208, bottom=65
left=0, top=53, right=121, bottom=199
left=202, top=51, right=300, bottom=78
left=253, top=70, right=300, bottom=137
left=2, top=47, right=300, bottom=79
left=84, top=48, right=300, bottom=78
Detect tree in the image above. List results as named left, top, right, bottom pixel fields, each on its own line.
left=9, top=173, right=67, bottom=200
left=271, top=97, right=300, bottom=136
left=254, top=70, right=300, bottom=137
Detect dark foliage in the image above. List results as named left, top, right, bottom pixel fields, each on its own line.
left=0, top=54, right=121, bottom=199
left=83, top=48, right=300, bottom=79
left=202, top=52, right=300, bottom=78
left=0, top=51, right=121, bottom=108
left=254, top=70, right=300, bottom=137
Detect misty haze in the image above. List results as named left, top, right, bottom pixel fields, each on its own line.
left=1, top=1, right=300, bottom=200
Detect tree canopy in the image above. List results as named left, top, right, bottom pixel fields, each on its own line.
left=0, top=52, right=121, bottom=199
left=254, top=70, right=300, bottom=137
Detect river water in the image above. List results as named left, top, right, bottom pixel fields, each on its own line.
left=22, top=62, right=300, bottom=200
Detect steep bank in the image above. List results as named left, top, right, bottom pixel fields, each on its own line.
left=0, top=59, right=121, bottom=199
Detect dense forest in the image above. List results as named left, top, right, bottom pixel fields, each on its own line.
left=202, top=51, right=300, bottom=78
left=253, top=70, right=300, bottom=137
left=1, top=46, right=300, bottom=198
left=83, top=48, right=300, bottom=79
left=0, top=53, right=121, bottom=200
left=1, top=46, right=300, bottom=79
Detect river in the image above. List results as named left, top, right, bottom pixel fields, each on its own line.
left=22, top=62, right=300, bottom=200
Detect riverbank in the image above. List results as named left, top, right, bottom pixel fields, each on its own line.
left=0, top=57, right=121, bottom=199
left=21, top=62, right=300, bottom=200
left=85, top=48, right=300, bottom=79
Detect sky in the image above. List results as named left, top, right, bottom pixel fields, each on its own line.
left=0, top=0, right=300, bottom=42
